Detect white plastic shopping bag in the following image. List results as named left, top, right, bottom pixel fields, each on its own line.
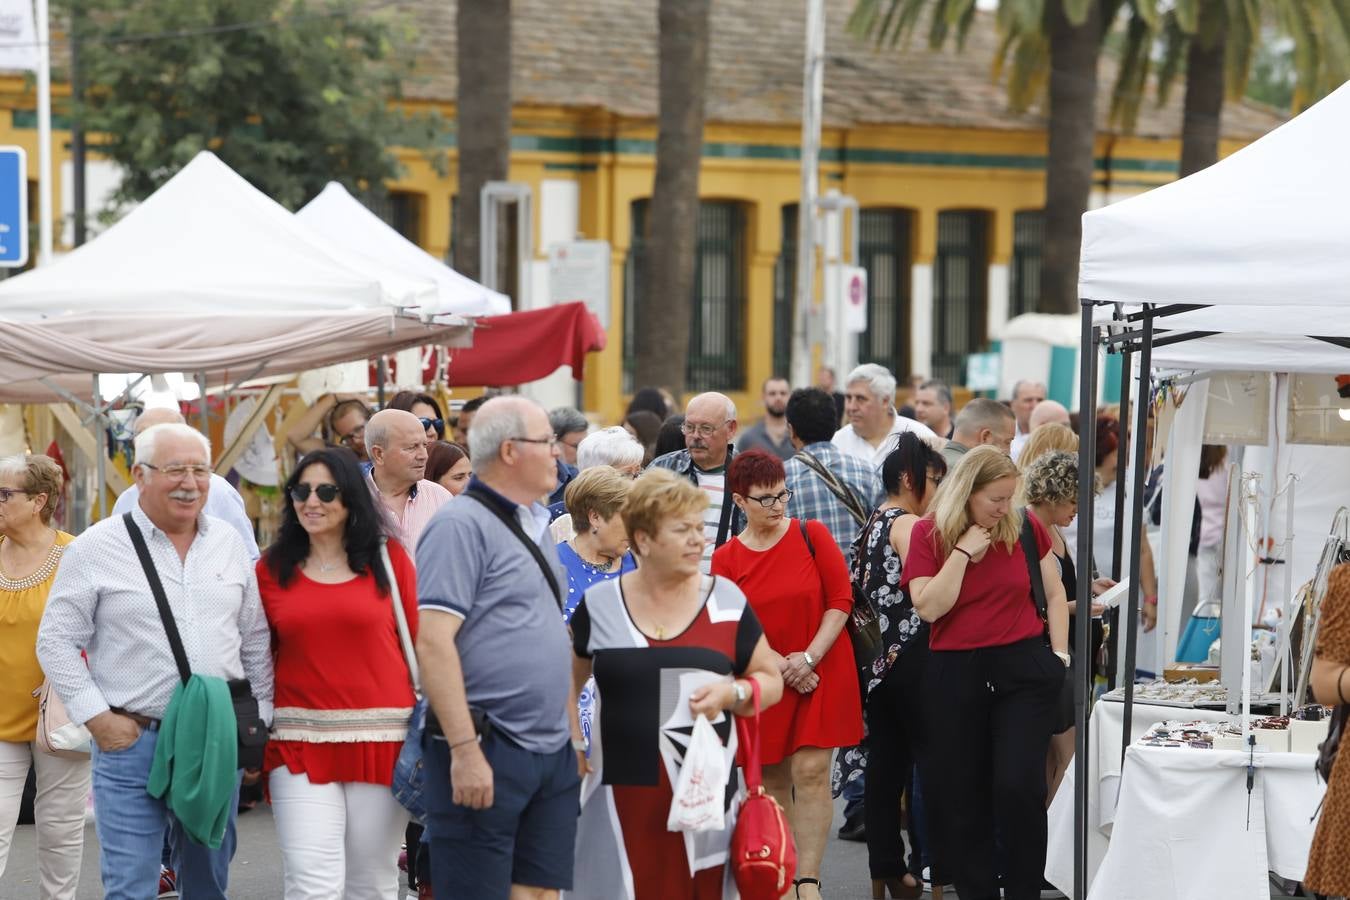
left=666, top=713, right=730, bottom=833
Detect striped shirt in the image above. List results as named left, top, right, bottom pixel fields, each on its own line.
left=36, top=504, right=274, bottom=725
left=696, top=469, right=726, bottom=574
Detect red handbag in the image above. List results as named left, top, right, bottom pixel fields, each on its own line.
left=730, top=679, right=797, bottom=898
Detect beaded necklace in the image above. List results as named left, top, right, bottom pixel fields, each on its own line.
left=0, top=537, right=65, bottom=592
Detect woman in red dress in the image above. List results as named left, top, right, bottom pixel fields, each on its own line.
left=258, top=447, right=419, bottom=900
left=712, top=450, right=863, bottom=900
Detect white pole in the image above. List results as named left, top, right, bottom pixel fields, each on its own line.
left=789, top=0, right=823, bottom=389
left=35, top=0, right=52, bottom=266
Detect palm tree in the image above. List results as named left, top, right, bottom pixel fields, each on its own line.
left=851, top=0, right=1116, bottom=315
left=1111, top=1, right=1350, bottom=178
left=454, top=0, right=512, bottom=285
left=633, top=0, right=712, bottom=395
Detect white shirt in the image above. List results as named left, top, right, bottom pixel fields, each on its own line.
left=1010, top=427, right=1031, bottom=462
left=36, top=504, right=273, bottom=725
left=695, top=469, right=726, bottom=574
left=832, top=413, right=937, bottom=468
left=113, top=472, right=260, bottom=561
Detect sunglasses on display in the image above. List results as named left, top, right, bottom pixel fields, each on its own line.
left=289, top=483, right=341, bottom=503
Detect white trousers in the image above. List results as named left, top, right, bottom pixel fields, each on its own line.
left=0, top=740, right=91, bottom=900
left=269, top=766, right=409, bottom=900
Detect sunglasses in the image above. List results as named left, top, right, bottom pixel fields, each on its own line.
left=418, top=417, right=445, bottom=434
left=289, top=483, right=341, bottom=503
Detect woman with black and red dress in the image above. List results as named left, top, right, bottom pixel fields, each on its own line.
left=569, top=468, right=782, bottom=900
left=904, top=446, right=1069, bottom=900
left=258, top=448, right=418, bottom=900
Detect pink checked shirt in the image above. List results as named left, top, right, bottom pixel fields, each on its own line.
left=365, top=473, right=453, bottom=549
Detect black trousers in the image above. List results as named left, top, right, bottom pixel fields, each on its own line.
left=921, top=637, right=1063, bottom=900
left=864, top=639, right=929, bottom=880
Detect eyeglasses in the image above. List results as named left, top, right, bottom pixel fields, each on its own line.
left=0, top=488, right=31, bottom=503
left=289, top=483, right=341, bottom=503
left=680, top=422, right=725, bottom=438
left=418, top=417, right=444, bottom=434
left=510, top=435, right=558, bottom=447
left=142, top=463, right=211, bottom=481
left=337, top=424, right=366, bottom=447
left=746, top=489, right=792, bottom=508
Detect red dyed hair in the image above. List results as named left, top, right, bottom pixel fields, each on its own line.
left=1095, top=415, right=1120, bottom=468
left=727, top=449, right=787, bottom=497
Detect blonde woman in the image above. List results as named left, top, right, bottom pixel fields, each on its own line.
left=0, top=455, right=86, bottom=900
left=1017, top=423, right=1078, bottom=473
left=902, top=446, right=1068, bottom=900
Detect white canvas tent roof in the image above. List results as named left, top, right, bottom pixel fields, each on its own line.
left=1080, top=80, right=1350, bottom=309
left=0, top=153, right=470, bottom=402
left=297, top=183, right=511, bottom=318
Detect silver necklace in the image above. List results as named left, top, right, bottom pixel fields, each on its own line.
left=570, top=539, right=615, bottom=576
left=310, top=552, right=344, bottom=573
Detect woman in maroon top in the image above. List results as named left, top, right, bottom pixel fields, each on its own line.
left=712, top=450, right=862, bottom=900
left=903, top=446, right=1068, bottom=900
left=258, top=447, right=419, bottom=900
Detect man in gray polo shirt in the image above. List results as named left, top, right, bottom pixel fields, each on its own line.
left=415, top=396, right=584, bottom=900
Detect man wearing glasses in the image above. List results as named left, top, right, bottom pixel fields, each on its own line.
left=38, top=423, right=273, bottom=898
left=649, top=392, right=744, bottom=573
left=111, top=407, right=259, bottom=561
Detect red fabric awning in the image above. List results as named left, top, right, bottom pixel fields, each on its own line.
left=432, top=302, right=607, bottom=386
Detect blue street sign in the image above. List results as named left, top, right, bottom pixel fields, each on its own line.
left=0, top=147, right=27, bottom=267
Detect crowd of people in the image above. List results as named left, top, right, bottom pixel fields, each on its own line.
left=0, top=362, right=1176, bottom=900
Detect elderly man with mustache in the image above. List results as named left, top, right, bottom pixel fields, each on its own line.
left=648, top=392, right=746, bottom=573
left=37, top=423, right=273, bottom=900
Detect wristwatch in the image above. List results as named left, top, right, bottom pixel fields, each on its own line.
left=733, top=680, right=749, bottom=705
left=571, top=738, right=587, bottom=752
left=802, top=649, right=818, bottom=669
left=1054, top=650, right=1072, bottom=668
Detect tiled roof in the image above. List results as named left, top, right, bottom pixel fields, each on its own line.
left=393, top=1, right=1286, bottom=140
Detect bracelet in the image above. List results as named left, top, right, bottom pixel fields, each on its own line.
left=1339, top=667, right=1349, bottom=705
left=802, top=649, right=817, bottom=669
left=953, top=547, right=973, bottom=561
left=1143, top=595, right=1158, bottom=606
left=571, top=738, right=587, bottom=752
left=449, top=735, right=479, bottom=750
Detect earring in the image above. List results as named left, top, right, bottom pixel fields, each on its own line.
left=592, top=526, right=599, bottom=535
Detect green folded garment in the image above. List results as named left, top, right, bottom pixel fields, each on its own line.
left=147, top=674, right=239, bottom=849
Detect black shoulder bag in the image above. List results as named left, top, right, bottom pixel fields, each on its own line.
left=799, top=514, right=885, bottom=676
left=463, top=488, right=563, bottom=612
left=123, top=514, right=268, bottom=770
left=1019, top=514, right=1051, bottom=643
left=793, top=450, right=870, bottom=528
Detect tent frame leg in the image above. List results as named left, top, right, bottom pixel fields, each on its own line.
left=1073, top=302, right=1099, bottom=900
left=1120, top=310, right=1153, bottom=765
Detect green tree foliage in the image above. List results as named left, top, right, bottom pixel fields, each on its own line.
left=64, top=0, right=443, bottom=210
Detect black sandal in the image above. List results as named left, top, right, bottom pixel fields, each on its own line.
left=794, top=877, right=821, bottom=897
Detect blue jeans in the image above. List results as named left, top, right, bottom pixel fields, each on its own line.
left=91, top=726, right=241, bottom=900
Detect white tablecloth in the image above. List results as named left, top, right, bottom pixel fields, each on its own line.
left=1086, top=744, right=1323, bottom=900
left=1045, top=699, right=1230, bottom=897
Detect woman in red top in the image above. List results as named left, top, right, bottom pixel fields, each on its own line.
left=903, top=446, right=1068, bottom=900
left=258, top=447, right=418, bottom=900
left=712, top=450, right=862, bottom=900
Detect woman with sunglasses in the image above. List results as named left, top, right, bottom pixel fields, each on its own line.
left=257, top=448, right=419, bottom=900
left=387, top=391, right=446, bottom=442
left=711, top=449, right=862, bottom=900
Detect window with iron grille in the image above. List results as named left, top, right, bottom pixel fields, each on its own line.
left=367, top=191, right=425, bottom=245
left=772, top=204, right=799, bottom=380
left=857, top=208, right=914, bottom=379
left=1011, top=210, right=1044, bottom=318
left=623, top=199, right=747, bottom=392
left=933, top=210, right=990, bottom=386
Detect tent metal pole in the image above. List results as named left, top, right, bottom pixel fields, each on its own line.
left=1120, top=311, right=1153, bottom=765
left=1112, top=349, right=1131, bottom=579
left=196, top=373, right=208, bottom=438
left=93, top=374, right=105, bottom=523
left=1073, top=302, right=1099, bottom=900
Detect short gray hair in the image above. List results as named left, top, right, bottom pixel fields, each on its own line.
left=468, top=397, right=533, bottom=474
left=549, top=406, right=589, bottom=438
left=954, top=398, right=1015, bottom=437
left=577, top=426, right=644, bottom=471
left=134, top=423, right=212, bottom=467
left=1012, top=380, right=1047, bottom=401
left=846, top=363, right=897, bottom=405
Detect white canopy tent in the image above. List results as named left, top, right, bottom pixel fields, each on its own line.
left=297, top=182, right=511, bottom=318
left=0, top=152, right=471, bottom=402
left=1066, top=79, right=1350, bottom=897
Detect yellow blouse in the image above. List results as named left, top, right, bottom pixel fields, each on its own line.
left=0, top=531, right=74, bottom=743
